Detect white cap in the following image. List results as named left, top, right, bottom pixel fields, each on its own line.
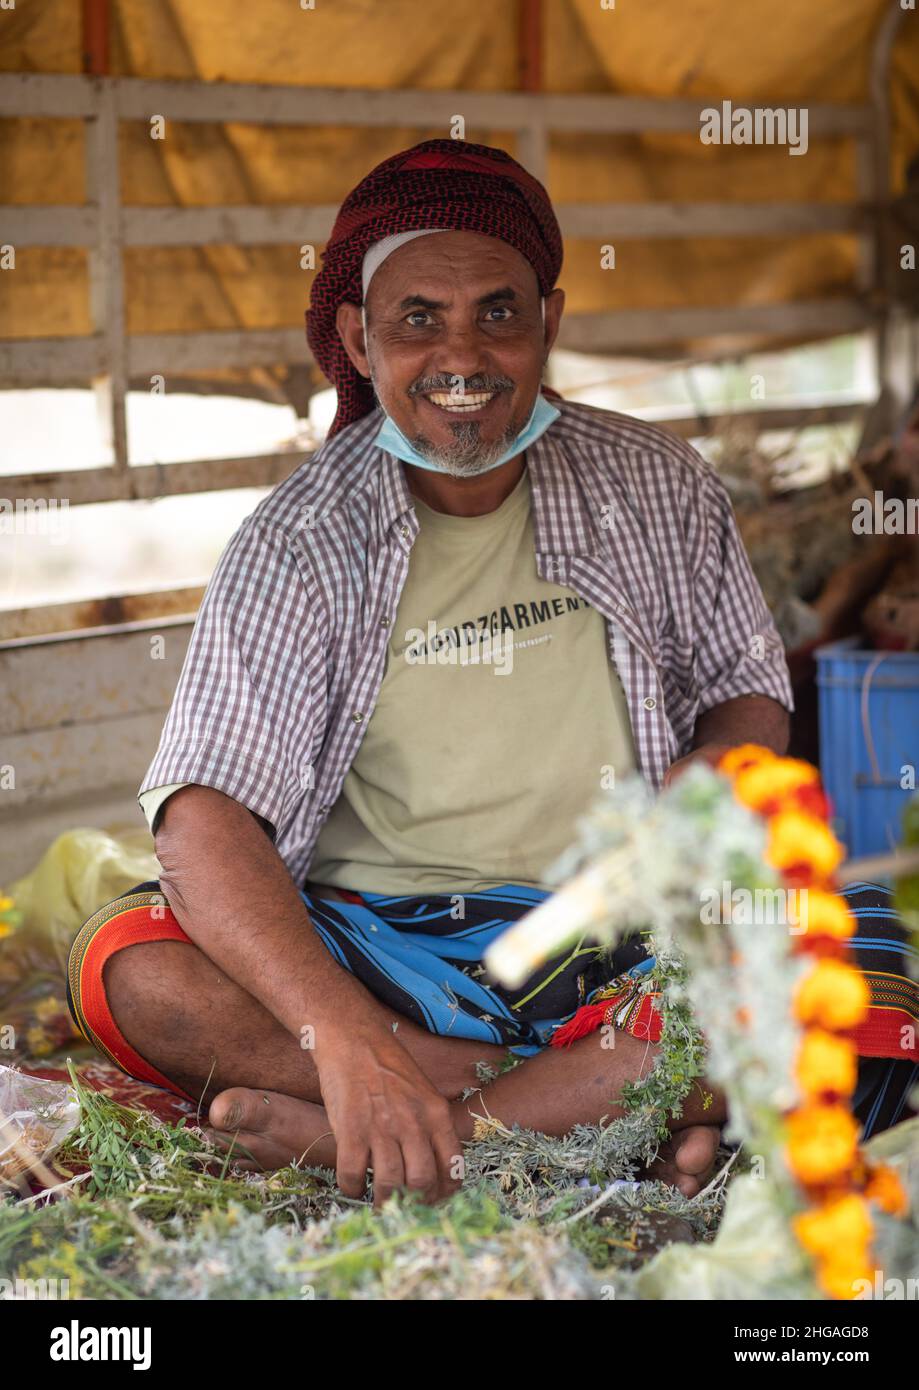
left=361, top=229, right=448, bottom=301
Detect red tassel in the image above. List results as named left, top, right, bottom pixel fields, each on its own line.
left=630, top=995, right=663, bottom=1042
left=550, top=999, right=612, bottom=1048
left=550, top=992, right=664, bottom=1048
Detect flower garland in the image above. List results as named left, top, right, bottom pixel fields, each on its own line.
left=717, top=744, right=908, bottom=1300
left=485, top=746, right=912, bottom=1300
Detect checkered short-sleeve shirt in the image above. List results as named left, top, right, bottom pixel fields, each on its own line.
left=140, top=399, right=793, bottom=886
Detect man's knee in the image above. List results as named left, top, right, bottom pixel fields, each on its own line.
left=103, top=938, right=202, bottom=1037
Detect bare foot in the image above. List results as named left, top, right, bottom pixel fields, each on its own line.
left=646, top=1123, right=721, bottom=1198
left=206, top=1090, right=722, bottom=1204
left=206, top=1087, right=337, bottom=1171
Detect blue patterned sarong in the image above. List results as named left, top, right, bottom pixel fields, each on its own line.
left=301, top=883, right=652, bottom=1054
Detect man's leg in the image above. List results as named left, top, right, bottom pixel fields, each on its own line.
left=206, top=1028, right=725, bottom=1197
left=104, top=937, right=718, bottom=1193
left=103, top=936, right=509, bottom=1105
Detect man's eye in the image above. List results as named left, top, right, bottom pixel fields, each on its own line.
left=485, top=306, right=514, bottom=321
left=405, top=311, right=433, bottom=327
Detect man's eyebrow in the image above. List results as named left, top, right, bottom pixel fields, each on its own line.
left=396, top=286, right=520, bottom=311
left=397, top=294, right=445, bottom=311
left=476, top=286, right=518, bottom=306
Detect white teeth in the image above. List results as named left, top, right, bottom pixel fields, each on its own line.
left=426, top=391, right=496, bottom=412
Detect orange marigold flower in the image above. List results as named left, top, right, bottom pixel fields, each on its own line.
left=786, top=1103, right=861, bottom=1184
left=796, top=1029, right=858, bottom=1099
left=794, top=959, right=870, bottom=1030
left=793, top=1192, right=873, bottom=1258
left=792, top=783, right=833, bottom=821
left=718, top=744, right=778, bottom=777
left=790, top=888, right=854, bottom=943
left=865, top=1163, right=909, bottom=1218
left=816, top=1254, right=877, bottom=1301
left=766, top=811, right=844, bottom=881
left=733, top=758, right=821, bottom=816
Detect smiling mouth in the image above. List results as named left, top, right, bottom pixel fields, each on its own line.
left=423, top=390, right=499, bottom=414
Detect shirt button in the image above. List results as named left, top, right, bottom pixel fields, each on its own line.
left=380, top=617, right=391, bottom=628
left=399, top=525, right=410, bottom=538
left=352, top=711, right=365, bottom=724
left=318, top=804, right=330, bottom=815
left=643, top=697, right=657, bottom=711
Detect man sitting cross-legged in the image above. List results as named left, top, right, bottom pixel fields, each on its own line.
left=69, top=139, right=811, bottom=1205
left=77, top=787, right=728, bottom=1203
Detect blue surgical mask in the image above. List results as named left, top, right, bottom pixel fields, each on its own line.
left=373, top=390, right=561, bottom=474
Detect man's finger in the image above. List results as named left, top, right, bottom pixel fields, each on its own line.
left=432, top=1121, right=465, bottom=1199
left=400, top=1131, right=439, bottom=1202
left=336, top=1140, right=371, bottom=1199
left=370, top=1137, right=405, bottom=1209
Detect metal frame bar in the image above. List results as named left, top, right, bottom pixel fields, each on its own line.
left=557, top=300, right=873, bottom=354
left=84, top=80, right=128, bottom=472
left=1, top=200, right=868, bottom=249
left=867, top=0, right=909, bottom=409
left=0, top=451, right=300, bottom=507
left=0, top=394, right=868, bottom=512
left=0, top=74, right=874, bottom=132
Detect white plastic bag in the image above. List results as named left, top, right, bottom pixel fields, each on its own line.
left=0, top=1065, right=80, bottom=1183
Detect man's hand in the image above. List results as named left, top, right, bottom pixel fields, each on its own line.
left=314, top=1016, right=464, bottom=1207
left=664, top=743, right=731, bottom=787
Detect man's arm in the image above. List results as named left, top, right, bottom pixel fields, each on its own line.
left=693, top=692, right=789, bottom=755
left=156, top=784, right=463, bottom=1203
left=664, top=692, right=790, bottom=784
left=666, top=452, right=794, bottom=784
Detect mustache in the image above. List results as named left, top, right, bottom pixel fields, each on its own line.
left=409, top=374, right=515, bottom=396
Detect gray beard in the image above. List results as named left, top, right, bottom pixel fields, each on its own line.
left=368, top=368, right=522, bottom=477
left=407, top=419, right=522, bottom=478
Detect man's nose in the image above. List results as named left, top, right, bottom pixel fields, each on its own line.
left=429, top=319, right=492, bottom=383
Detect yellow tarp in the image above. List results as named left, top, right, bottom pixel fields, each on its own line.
left=1, top=0, right=918, bottom=392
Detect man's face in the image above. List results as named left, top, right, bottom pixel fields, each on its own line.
left=336, top=231, right=564, bottom=477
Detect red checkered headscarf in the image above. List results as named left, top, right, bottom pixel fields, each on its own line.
left=306, top=139, right=563, bottom=438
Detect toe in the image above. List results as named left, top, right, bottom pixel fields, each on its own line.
left=209, top=1086, right=273, bottom=1134
left=673, top=1124, right=720, bottom=1178
left=673, top=1171, right=703, bottom=1198
left=204, top=1124, right=293, bottom=1171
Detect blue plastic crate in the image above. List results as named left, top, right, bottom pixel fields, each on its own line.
left=815, top=637, right=919, bottom=858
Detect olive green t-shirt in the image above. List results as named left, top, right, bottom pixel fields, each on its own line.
left=309, top=469, right=635, bottom=894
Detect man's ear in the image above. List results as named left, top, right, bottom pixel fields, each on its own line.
left=336, top=301, right=370, bottom=378
left=542, top=287, right=565, bottom=360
